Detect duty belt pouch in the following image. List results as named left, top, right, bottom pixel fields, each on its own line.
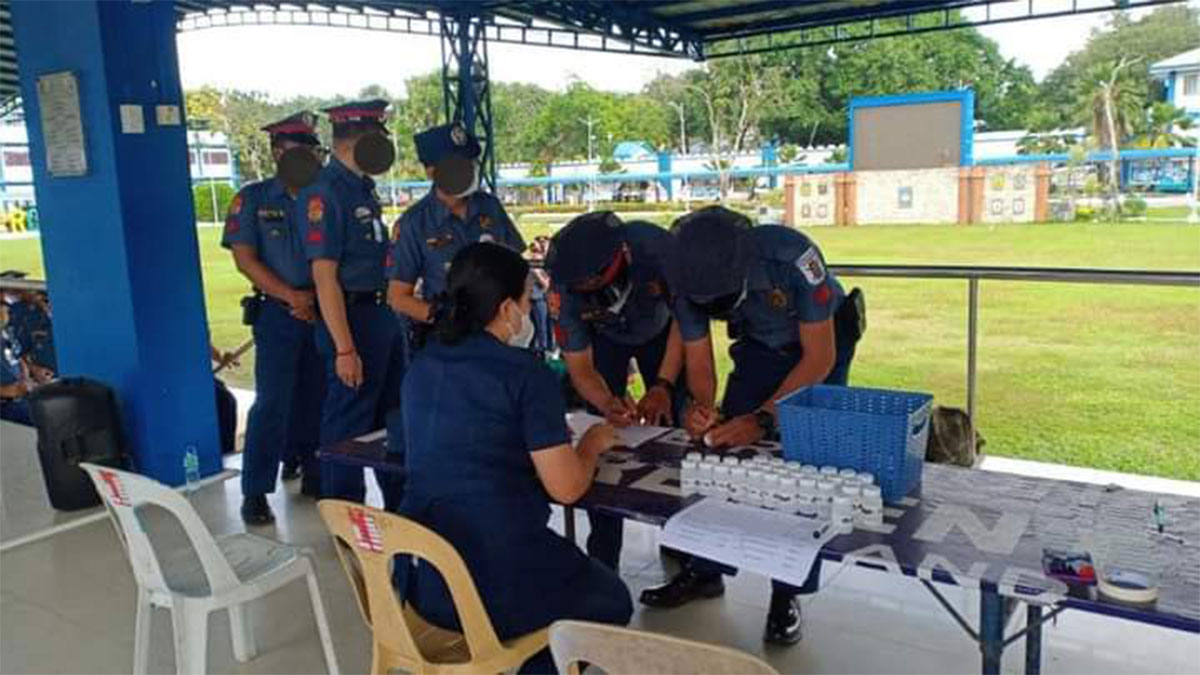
left=241, top=295, right=262, bottom=326
left=835, top=288, right=866, bottom=344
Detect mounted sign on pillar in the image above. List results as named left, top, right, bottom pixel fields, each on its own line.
left=11, top=0, right=222, bottom=485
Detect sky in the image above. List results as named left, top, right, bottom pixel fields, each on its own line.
left=175, top=3, right=1191, bottom=100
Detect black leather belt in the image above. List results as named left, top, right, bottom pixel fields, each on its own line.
left=344, top=290, right=384, bottom=306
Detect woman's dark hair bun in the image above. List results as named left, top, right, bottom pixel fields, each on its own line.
left=433, top=242, right=529, bottom=345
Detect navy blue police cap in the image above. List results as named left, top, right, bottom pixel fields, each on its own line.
left=414, top=122, right=482, bottom=165
left=671, top=205, right=754, bottom=300
left=261, top=111, right=319, bottom=146
left=546, top=211, right=624, bottom=286
left=323, top=99, right=389, bottom=134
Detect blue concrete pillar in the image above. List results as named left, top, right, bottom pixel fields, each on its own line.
left=657, top=151, right=673, bottom=201
left=12, top=0, right=221, bottom=484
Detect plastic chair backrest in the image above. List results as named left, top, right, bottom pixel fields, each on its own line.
left=549, top=620, right=780, bottom=675
left=317, top=500, right=506, bottom=664
left=80, top=463, right=241, bottom=597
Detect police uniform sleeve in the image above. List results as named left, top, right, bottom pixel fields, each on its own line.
left=386, top=207, right=423, bottom=284
left=220, top=187, right=258, bottom=250
left=673, top=294, right=711, bottom=343
left=520, top=362, right=571, bottom=452
left=495, top=201, right=525, bottom=253
left=789, top=244, right=837, bottom=323
left=553, top=284, right=591, bottom=353
left=298, top=184, right=343, bottom=262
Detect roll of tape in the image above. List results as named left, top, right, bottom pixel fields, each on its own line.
left=1097, top=568, right=1159, bottom=604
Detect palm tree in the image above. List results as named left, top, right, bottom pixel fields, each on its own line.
left=1075, top=56, right=1144, bottom=216
left=1134, top=102, right=1197, bottom=149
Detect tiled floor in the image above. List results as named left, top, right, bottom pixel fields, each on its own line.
left=2, top=420, right=1198, bottom=674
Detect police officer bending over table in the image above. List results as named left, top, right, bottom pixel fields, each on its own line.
left=398, top=242, right=632, bottom=674
left=223, top=112, right=327, bottom=523
left=386, top=122, right=524, bottom=348
left=544, top=211, right=686, bottom=571
left=297, top=100, right=406, bottom=506
left=640, top=206, right=862, bottom=645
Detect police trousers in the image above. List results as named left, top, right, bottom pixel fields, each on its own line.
left=685, top=333, right=857, bottom=600
left=315, top=302, right=406, bottom=508
left=242, top=300, right=324, bottom=496
left=587, top=325, right=686, bottom=570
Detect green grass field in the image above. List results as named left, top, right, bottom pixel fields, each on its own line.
left=3, top=220, right=1198, bottom=480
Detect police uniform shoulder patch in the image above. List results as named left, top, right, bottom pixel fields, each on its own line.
left=479, top=214, right=493, bottom=229
left=796, top=247, right=827, bottom=285
left=306, top=195, right=325, bottom=224
left=547, top=290, right=561, bottom=319
left=769, top=288, right=788, bottom=309
left=228, top=194, right=244, bottom=216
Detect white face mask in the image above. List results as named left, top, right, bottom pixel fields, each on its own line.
left=506, top=304, right=535, bottom=349
left=453, top=163, right=480, bottom=199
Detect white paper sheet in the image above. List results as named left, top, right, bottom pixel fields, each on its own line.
left=354, top=428, right=387, bottom=443
left=566, top=412, right=670, bottom=449
left=660, top=498, right=834, bottom=588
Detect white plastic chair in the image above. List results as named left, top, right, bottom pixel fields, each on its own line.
left=80, top=462, right=339, bottom=675
left=549, top=620, right=779, bottom=675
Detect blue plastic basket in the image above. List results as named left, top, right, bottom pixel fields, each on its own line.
left=778, top=385, right=933, bottom=503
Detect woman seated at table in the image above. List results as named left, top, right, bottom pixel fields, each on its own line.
left=399, top=242, right=634, bottom=673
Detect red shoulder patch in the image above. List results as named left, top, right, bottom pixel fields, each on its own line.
left=306, top=195, right=325, bottom=224
left=228, top=194, right=243, bottom=216
left=814, top=283, right=831, bottom=305
left=307, top=228, right=324, bottom=244
left=547, top=290, right=561, bottom=319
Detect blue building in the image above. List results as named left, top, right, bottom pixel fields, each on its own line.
left=1150, top=48, right=1200, bottom=122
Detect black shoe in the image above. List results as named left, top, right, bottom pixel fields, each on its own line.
left=240, top=495, right=275, bottom=525
left=764, top=596, right=803, bottom=645
left=300, top=476, right=322, bottom=498
left=639, top=570, right=725, bottom=608
left=280, top=461, right=301, bottom=481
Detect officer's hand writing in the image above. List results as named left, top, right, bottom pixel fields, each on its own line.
left=336, top=351, right=363, bottom=389
left=580, top=422, right=617, bottom=456
left=602, top=395, right=638, bottom=428
left=636, top=385, right=672, bottom=426
left=685, top=402, right=719, bottom=439
left=705, top=414, right=765, bottom=448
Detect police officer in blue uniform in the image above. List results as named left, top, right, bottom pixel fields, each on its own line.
left=386, top=122, right=524, bottom=342
left=640, top=206, right=861, bottom=645
left=399, top=242, right=632, bottom=673
left=0, top=303, right=33, bottom=426
left=545, top=211, right=686, bottom=570
left=0, top=271, right=55, bottom=383
left=298, top=99, right=406, bottom=505
left=223, top=112, right=327, bottom=523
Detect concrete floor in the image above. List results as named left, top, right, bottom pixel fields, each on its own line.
left=2, top=419, right=1198, bottom=674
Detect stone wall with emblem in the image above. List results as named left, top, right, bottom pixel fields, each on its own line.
left=980, top=165, right=1038, bottom=224
left=784, top=173, right=838, bottom=226
left=855, top=167, right=960, bottom=225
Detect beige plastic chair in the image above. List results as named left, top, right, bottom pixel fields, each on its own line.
left=317, top=499, right=549, bottom=674
left=79, top=463, right=339, bottom=675
left=549, top=620, right=779, bottom=675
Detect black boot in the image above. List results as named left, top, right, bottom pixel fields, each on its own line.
left=639, top=569, right=725, bottom=608
left=240, top=495, right=275, bottom=526
left=280, top=460, right=301, bottom=481
left=764, top=594, right=803, bottom=645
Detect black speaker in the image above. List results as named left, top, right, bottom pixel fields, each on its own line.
left=28, top=377, right=129, bottom=511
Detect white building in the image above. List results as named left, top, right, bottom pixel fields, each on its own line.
left=1150, top=48, right=1200, bottom=121
left=0, top=124, right=234, bottom=208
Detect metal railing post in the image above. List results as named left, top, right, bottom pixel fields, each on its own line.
left=967, top=277, right=979, bottom=457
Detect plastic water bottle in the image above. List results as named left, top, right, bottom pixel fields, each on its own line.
left=183, top=444, right=201, bottom=495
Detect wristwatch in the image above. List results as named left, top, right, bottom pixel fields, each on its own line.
left=753, top=409, right=777, bottom=436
